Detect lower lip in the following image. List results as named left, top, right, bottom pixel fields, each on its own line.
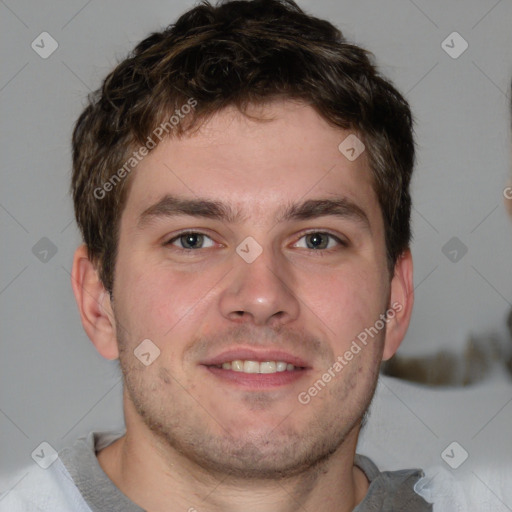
left=203, top=365, right=309, bottom=389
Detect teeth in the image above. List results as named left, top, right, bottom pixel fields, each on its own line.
left=259, top=361, right=276, bottom=374
left=243, top=360, right=260, bottom=373
left=220, top=360, right=297, bottom=374
left=276, top=361, right=287, bottom=372
left=232, top=360, right=243, bottom=372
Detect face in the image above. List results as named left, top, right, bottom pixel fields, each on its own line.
left=110, top=100, right=400, bottom=478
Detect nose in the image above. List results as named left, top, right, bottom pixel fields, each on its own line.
left=218, top=243, right=300, bottom=327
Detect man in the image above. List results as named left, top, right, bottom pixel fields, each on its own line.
left=1, top=0, right=435, bottom=510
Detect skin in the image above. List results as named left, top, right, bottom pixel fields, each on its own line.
left=72, top=99, right=414, bottom=512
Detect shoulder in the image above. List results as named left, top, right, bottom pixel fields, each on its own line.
left=358, top=375, right=512, bottom=510
left=413, top=465, right=469, bottom=512
left=354, top=454, right=434, bottom=511
left=0, top=430, right=125, bottom=512
left=0, top=458, right=92, bottom=512
left=354, top=454, right=472, bottom=511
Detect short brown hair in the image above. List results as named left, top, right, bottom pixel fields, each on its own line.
left=71, top=0, right=415, bottom=295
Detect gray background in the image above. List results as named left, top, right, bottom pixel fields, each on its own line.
left=1, top=0, right=512, bottom=508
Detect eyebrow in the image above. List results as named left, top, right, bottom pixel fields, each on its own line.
left=136, top=194, right=371, bottom=231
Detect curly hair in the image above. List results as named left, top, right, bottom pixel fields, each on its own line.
left=71, top=0, right=415, bottom=295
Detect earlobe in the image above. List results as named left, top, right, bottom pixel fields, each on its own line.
left=70, top=244, right=119, bottom=360
left=382, top=249, right=414, bottom=361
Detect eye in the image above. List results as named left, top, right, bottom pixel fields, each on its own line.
left=293, top=231, right=346, bottom=251
left=166, top=231, right=215, bottom=250
left=164, top=231, right=346, bottom=252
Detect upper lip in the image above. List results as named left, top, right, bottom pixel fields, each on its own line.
left=201, top=348, right=311, bottom=368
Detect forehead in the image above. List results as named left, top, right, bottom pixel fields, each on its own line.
left=121, top=101, right=381, bottom=230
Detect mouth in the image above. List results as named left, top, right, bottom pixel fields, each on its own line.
left=200, top=349, right=311, bottom=388
left=213, top=360, right=302, bottom=373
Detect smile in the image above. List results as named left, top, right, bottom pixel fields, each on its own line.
left=214, top=360, right=302, bottom=374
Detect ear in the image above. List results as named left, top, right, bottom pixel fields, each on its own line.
left=382, top=249, right=414, bottom=361
left=504, top=183, right=512, bottom=217
left=71, top=244, right=119, bottom=360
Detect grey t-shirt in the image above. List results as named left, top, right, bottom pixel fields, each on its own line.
left=57, top=431, right=432, bottom=511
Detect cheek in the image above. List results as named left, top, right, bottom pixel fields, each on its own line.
left=116, top=257, right=224, bottom=339
left=302, top=264, right=388, bottom=346
left=289, top=225, right=387, bottom=303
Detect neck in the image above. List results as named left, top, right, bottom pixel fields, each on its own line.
left=97, top=420, right=369, bottom=512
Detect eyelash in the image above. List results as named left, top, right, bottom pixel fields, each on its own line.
left=164, top=230, right=348, bottom=254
